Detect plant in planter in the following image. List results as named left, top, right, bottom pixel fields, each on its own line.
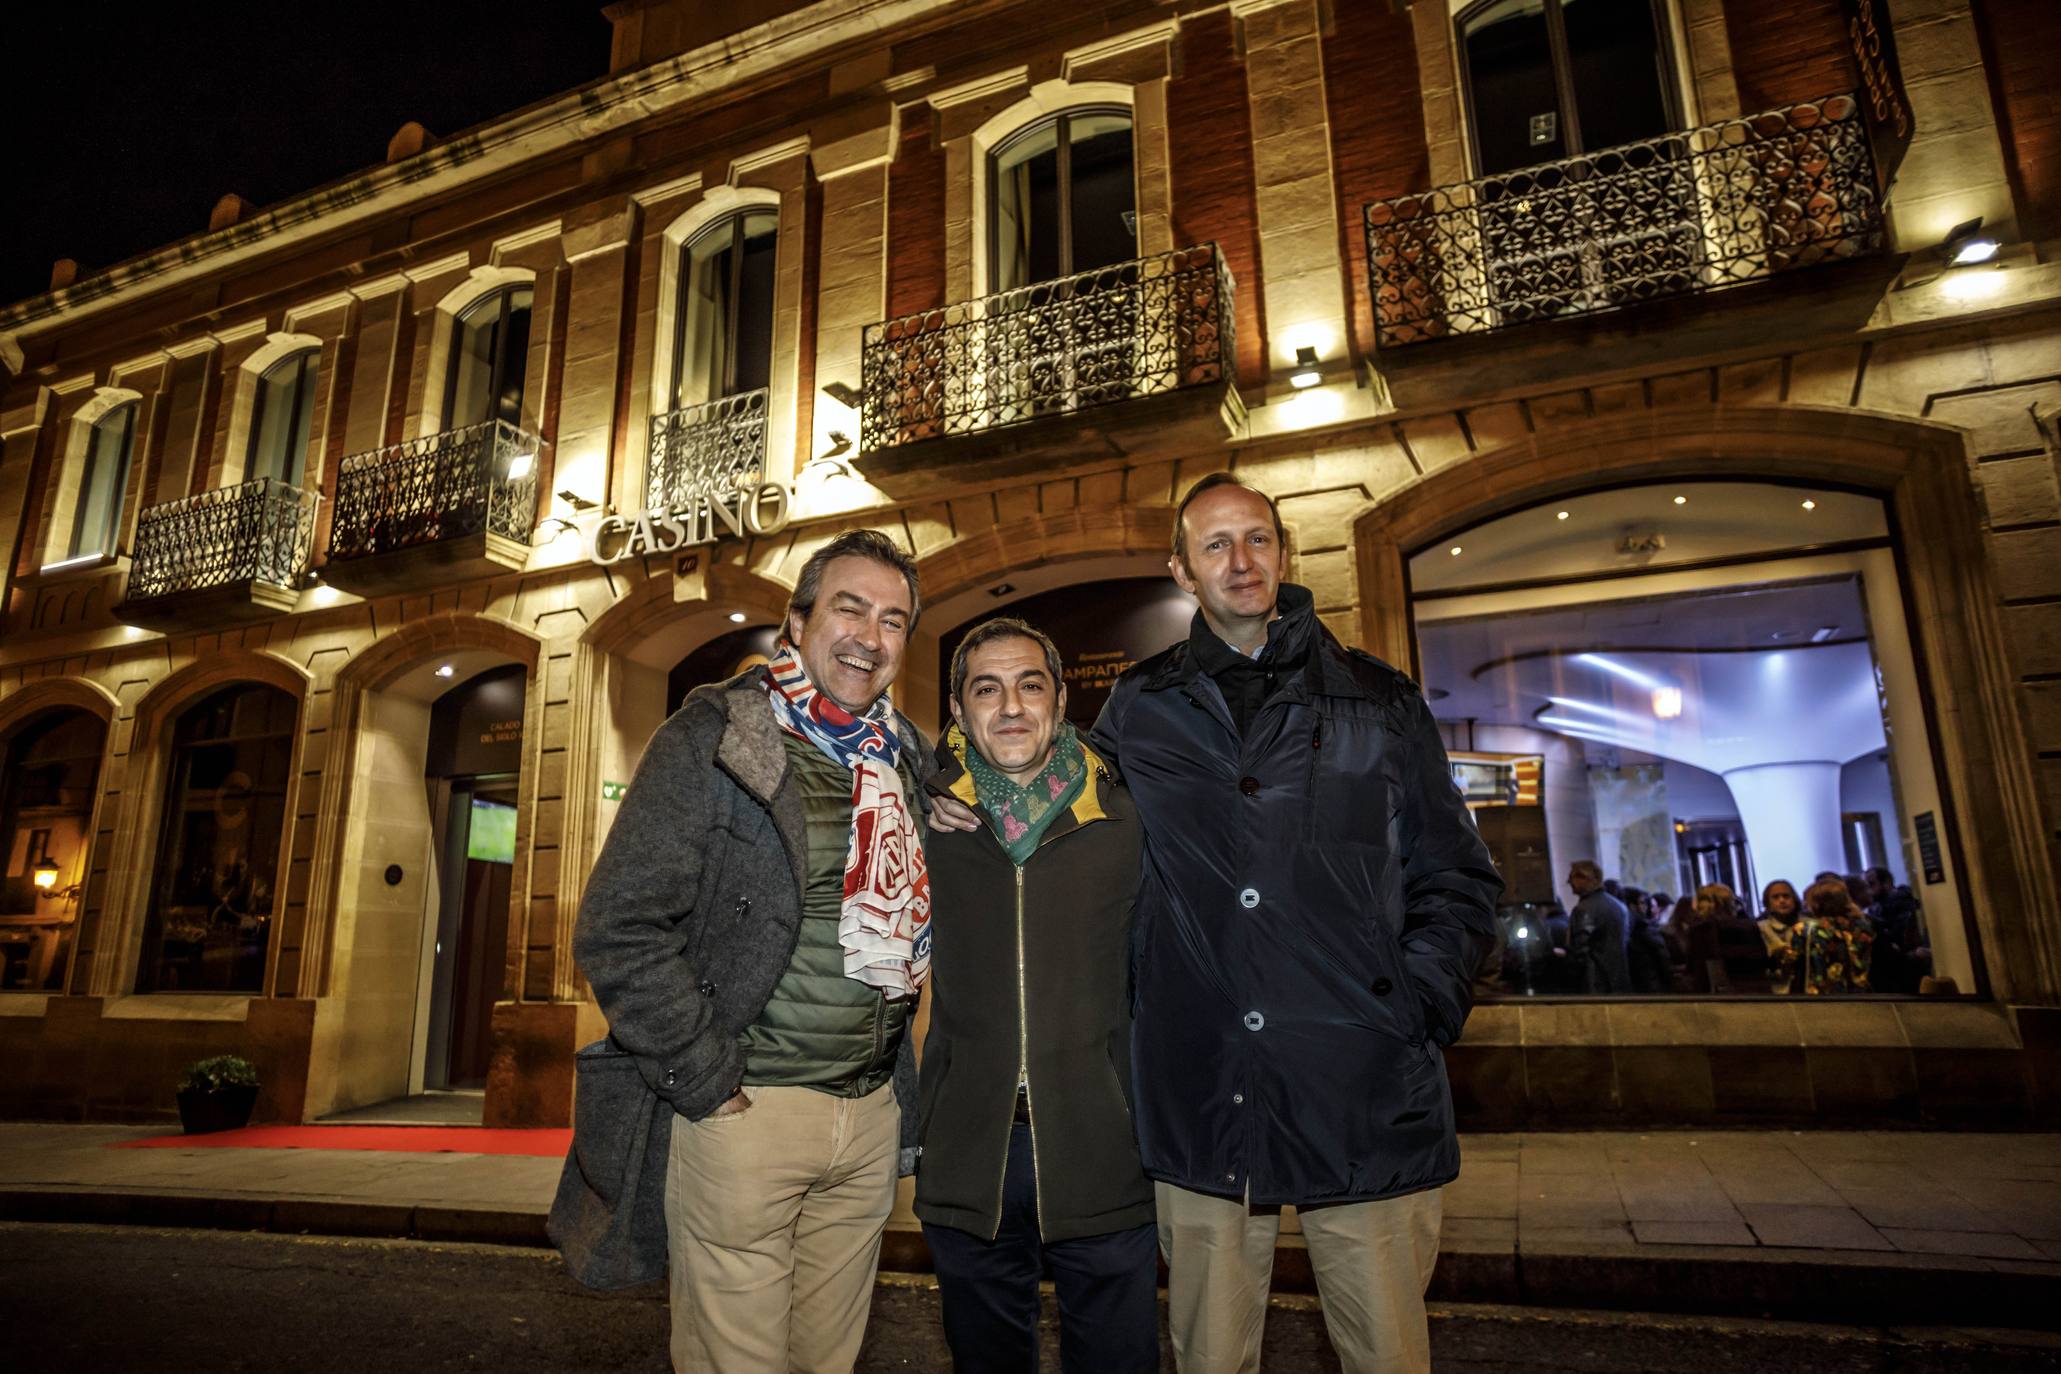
left=177, top=1055, right=260, bottom=1135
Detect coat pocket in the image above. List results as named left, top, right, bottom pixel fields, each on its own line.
left=570, top=1038, right=651, bottom=1207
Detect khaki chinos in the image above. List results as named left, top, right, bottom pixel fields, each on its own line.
left=664, top=1082, right=900, bottom=1373
left=1157, top=1180, right=1443, bottom=1374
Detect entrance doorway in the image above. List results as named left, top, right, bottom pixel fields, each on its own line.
left=418, top=665, right=526, bottom=1092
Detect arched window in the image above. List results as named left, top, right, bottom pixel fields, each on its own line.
left=669, top=210, right=778, bottom=414
left=444, top=286, right=533, bottom=431
left=1457, top=0, right=1680, bottom=174
left=990, top=108, right=1136, bottom=291
left=246, top=350, right=318, bottom=486
left=68, top=403, right=138, bottom=561
left=0, top=709, right=105, bottom=992
left=136, top=683, right=298, bottom=994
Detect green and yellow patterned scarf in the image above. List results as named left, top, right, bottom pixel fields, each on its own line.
left=951, top=720, right=1088, bottom=865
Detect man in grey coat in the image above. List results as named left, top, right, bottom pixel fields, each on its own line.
left=1566, top=860, right=1633, bottom=995
left=551, top=529, right=932, bottom=1373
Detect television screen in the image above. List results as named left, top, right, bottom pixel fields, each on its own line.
left=467, top=799, right=517, bottom=865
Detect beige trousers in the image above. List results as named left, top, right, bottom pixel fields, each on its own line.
left=1157, top=1180, right=1443, bottom=1374
left=664, top=1082, right=899, bottom=1373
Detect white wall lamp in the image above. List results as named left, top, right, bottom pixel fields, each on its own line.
left=1288, top=346, right=1322, bottom=390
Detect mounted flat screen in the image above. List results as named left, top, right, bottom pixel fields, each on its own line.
left=466, top=799, right=517, bottom=865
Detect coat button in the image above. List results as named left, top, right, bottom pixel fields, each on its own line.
left=1232, top=1092, right=1245, bottom=1105
left=1243, top=1011, right=1265, bottom=1032
left=698, top=980, right=718, bottom=997
left=734, top=897, right=751, bottom=916
left=662, top=1069, right=678, bottom=1087
left=1238, top=887, right=1260, bottom=909
left=1372, top=977, right=1394, bottom=996
left=1239, top=776, right=1260, bottom=796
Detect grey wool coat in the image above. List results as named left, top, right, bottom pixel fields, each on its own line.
left=548, top=668, right=928, bottom=1291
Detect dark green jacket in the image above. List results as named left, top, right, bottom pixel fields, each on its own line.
left=738, top=733, right=912, bottom=1094
left=915, top=730, right=1155, bottom=1243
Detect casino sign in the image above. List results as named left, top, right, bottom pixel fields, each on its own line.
left=588, top=482, right=792, bottom=566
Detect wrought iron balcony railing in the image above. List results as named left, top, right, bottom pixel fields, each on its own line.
left=860, top=243, right=1234, bottom=453
left=328, top=419, right=541, bottom=560
left=125, top=476, right=320, bottom=601
left=1364, top=95, right=1883, bottom=348
left=647, top=387, right=768, bottom=512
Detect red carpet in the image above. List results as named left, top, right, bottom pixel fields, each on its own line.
left=112, top=1125, right=572, bottom=1155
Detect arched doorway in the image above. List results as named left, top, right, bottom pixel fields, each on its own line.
left=312, top=621, right=539, bottom=1123
left=0, top=709, right=106, bottom=992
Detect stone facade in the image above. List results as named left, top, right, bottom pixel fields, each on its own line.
left=1, top=0, right=2059, bottom=1130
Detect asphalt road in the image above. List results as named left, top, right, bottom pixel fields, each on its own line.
left=5, top=1223, right=2059, bottom=1373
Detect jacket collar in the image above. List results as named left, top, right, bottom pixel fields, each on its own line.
left=1140, top=584, right=1372, bottom=703
left=932, top=725, right=1113, bottom=835
left=710, top=666, right=926, bottom=808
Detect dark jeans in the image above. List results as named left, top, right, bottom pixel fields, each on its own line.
left=922, top=1123, right=1159, bottom=1374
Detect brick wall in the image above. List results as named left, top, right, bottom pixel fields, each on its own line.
left=1323, top=0, right=1428, bottom=366
left=887, top=104, right=947, bottom=320
left=1972, top=0, right=2061, bottom=240
left=1168, top=8, right=1267, bottom=386
left=1722, top=0, right=1853, bottom=114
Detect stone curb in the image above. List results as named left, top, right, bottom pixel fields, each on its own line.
left=5, top=1186, right=2055, bottom=1330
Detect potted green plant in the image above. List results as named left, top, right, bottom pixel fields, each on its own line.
left=176, top=1055, right=259, bottom=1135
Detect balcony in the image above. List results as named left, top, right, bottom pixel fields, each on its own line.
left=857, top=243, right=1240, bottom=486
left=323, top=419, right=541, bottom=595
left=647, top=387, right=768, bottom=511
left=1364, top=95, right=1884, bottom=349
left=113, top=477, right=320, bottom=631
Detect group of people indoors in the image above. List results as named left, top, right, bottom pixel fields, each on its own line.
left=1532, top=863, right=1934, bottom=997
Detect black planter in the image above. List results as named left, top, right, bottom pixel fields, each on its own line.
left=176, top=1084, right=258, bottom=1135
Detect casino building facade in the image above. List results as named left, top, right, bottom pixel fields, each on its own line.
left=2, top=0, right=2059, bottom=1131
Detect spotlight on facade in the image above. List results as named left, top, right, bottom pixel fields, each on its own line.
left=33, top=857, right=60, bottom=891
left=1556, top=510, right=1570, bottom=520
left=727, top=611, right=747, bottom=623
left=1449, top=545, right=1463, bottom=556
left=1673, top=495, right=1687, bottom=505
left=435, top=664, right=455, bottom=678
left=1651, top=686, right=1683, bottom=719
left=556, top=488, right=598, bottom=512
left=1289, top=346, right=1321, bottom=389
left=1801, top=499, right=1817, bottom=510
left=821, top=380, right=861, bottom=408
left=505, top=452, right=536, bottom=481
left=1945, top=217, right=2000, bottom=267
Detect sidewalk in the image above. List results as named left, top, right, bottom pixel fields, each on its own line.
left=3, top=1123, right=2057, bottom=1330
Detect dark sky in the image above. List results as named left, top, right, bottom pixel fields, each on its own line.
left=2, top=3, right=613, bottom=307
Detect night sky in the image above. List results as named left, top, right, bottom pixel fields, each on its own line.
left=1, top=3, right=612, bottom=308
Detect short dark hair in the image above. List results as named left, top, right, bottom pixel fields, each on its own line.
left=788, top=529, right=921, bottom=628
left=950, top=617, right=1064, bottom=705
left=1171, top=472, right=1287, bottom=562
left=1570, top=859, right=1603, bottom=884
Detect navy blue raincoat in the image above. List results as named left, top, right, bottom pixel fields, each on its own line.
left=1091, top=586, right=1500, bottom=1206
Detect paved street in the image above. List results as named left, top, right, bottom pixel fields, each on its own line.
left=6, top=1224, right=2059, bottom=1373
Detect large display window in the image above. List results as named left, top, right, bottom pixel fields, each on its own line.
left=135, top=684, right=298, bottom=994
left=1410, top=482, right=1969, bottom=998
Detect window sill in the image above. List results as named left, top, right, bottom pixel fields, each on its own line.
left=32, top=552, right=125, bottom=585
left=103, top=993, right=253, bottom=1022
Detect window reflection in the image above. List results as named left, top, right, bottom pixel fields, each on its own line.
left=445, top=287, right=533, bottom=430
left=136, top=684, right=298, bottom=994
left=1416, top=484, right=1948, bottom=998
left=69, top=403, right=137, bottom=560
left=0, top=709, right=103, bottom=991
left=247, top=350, right=318, bottom=486
left=672, top=210, right=778, bottom=412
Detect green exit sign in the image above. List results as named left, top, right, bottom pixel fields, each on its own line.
left=601, top=780, right=628, bottom=802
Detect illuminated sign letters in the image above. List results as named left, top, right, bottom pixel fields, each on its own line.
left=589, top=482, right=792, bottom=566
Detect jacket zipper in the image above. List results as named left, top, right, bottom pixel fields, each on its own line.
left=992, top=863, right=1047, bottom=1239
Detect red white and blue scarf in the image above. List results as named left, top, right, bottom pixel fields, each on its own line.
left=764, top=640, right=931, bottom=998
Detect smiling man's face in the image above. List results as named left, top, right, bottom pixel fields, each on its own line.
left=787, top=555, right=912, bottom=713
left=951, top=634, right=1065, bottom=784
left=1171, top=483, right=1285, bottom=647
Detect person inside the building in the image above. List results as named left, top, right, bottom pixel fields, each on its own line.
left=1864, top=864, right=1930, bottom=994
left=935, top=472, right=1499, bottom=1374
left=1621, top=885, right=1674, bottom=995
left=552, top=530, right=932, bottom=1374
left=1565, top=860, right=1632, bottom=995
left=917, top=616, right=1158, bottom=1373
left=1781, top=877, right=1877, bottom=995
left=1757, top=879, right=1805, bottom=992
left=1685, top=883, right=1773, bottom=993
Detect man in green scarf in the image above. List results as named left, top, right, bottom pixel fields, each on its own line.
left=917, top=617, right=1158, bottom=1373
